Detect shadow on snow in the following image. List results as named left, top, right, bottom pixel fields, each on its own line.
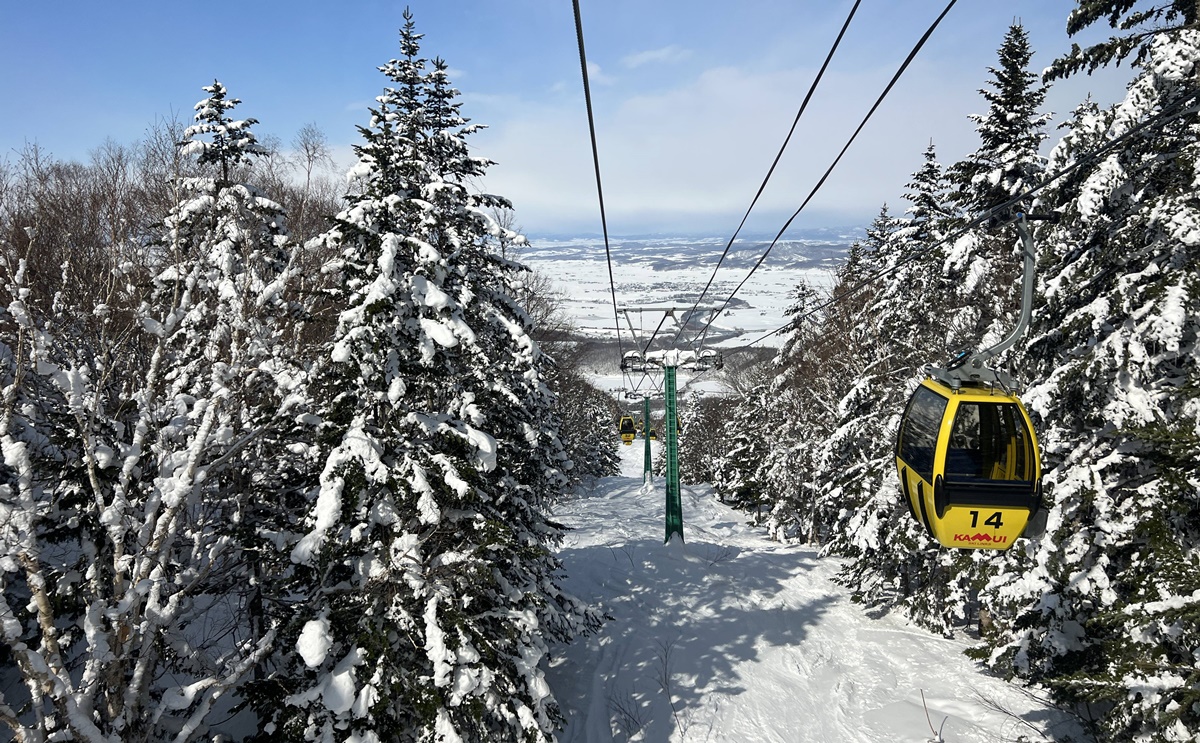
left=550, top=480, right=835, bottom=742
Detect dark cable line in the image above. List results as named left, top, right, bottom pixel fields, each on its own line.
left=641, top=310, right=673, bottom=356
left=668, top=0, right=865, bottom=348
left=730, top=87, right=1200, bottom=350
left=688, top=0, right=959, bottom=347
left=572, top=0, right=626, bottom=367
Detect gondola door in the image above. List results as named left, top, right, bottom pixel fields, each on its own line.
left=896, top=382, right=946, bottom=537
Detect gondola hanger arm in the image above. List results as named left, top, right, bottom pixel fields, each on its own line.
left=929, top=209, right=1059, bottom=390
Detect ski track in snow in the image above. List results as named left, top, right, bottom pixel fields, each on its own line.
left=547, top=443, right=1084, bottom=743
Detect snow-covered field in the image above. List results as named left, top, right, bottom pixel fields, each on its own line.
left=519, top=234, right=843, bottom=348
left=546, top=444, right=1085, bottom=742
left=526, top=259, right=825, bottom=346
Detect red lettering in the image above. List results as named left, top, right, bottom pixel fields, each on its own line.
left=953, top=533, right=1008, bottom=544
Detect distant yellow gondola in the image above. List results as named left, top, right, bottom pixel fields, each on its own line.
left=618, top=415, right=636, bottom=445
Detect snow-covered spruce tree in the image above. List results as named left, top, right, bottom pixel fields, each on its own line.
left=874, top=143, right=957, bottom=373
left=718, top=263, right=879, bottom=546
left=820, top=152, right=987, bottom=634
left=677, top=391, right=736, bottom=489
left=542, top=364, right=619, bottom=486
left=251, top=14, right=601, bottom=742
left=949, top=23, right=1050, bottom=216
left=809, top=207, right=898, bottom=545
left=0, top=82, right=296, bottom=741
left=428, top=60, right=619, bottom=491
left=710, top=282, right=825, bottom=542
left=489, top=219, right=619, bottom=487
left=706, top=353, right=777, bottom=515
left=978, top=24, right=1200, bottom=741
left=943, top=23, right=1052, bottom=359
left=814, top=206, right=931, bottom=608
left=711, top=381, right=776, bottom=521
left=745, top=282, right=836, bottom=542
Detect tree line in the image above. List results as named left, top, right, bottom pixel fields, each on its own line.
left=0, top=10, right=617, bottom=742
left=693, top=3, right=1199, bottom=741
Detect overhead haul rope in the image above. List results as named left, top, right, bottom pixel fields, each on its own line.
left=667, top=0, right=865, bottom=349
left=686, top=0, right=959, bottom=348
left=731, top=86, right=1200, bottom=350
left=572, top=0, right=626, bottom=369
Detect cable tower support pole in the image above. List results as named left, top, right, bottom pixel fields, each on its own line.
left=664, top=366, right=683, bottom=544
left=643, top=395, right=652, bottom=483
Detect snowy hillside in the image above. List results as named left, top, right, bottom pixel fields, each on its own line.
left=546, top=445, right=1086, bottom=742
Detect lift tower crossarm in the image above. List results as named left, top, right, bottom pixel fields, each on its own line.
left=616, top=306, right=724, bottom=313
left=617, top=306, right=723, bottom=352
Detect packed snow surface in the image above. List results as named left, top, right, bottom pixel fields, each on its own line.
left=547, top=444, right=1084, bottom=742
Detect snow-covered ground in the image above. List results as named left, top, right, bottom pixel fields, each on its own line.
left=519, top=248, right=836, bottom=349
left=547, top=443, right=1085, bottom=742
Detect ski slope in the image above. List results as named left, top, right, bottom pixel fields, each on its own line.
left=546, top=443, right=1086, bottom=742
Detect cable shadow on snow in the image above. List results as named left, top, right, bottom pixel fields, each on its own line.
left=552, top=528, right=835, bottom=743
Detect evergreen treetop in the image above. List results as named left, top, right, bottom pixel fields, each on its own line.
left=951, top=23, right=1051, bottom=214
left=1047, top=0, right=1200, bottom=80
left=180, top=80, right=267, bottom=184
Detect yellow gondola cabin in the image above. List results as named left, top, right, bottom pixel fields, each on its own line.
left=893, top=210, right=1057, bottom=550
left=618, top=415, right=637, bottom=445
left=895, top=378, right=1042, bottom=549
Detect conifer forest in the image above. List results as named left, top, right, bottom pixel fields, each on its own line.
left=1, top=2, right=1198, bottom=742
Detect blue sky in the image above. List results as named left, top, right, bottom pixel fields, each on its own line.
left=2, top=1, right=1132, bottom=236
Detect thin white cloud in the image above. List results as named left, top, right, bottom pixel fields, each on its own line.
left=586, top=61, right=616, bottom=86
left=473, top=48, right=1131, bottom=235
left=622, top=45, right=690, bottom=69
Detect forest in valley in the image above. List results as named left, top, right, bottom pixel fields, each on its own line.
left=1, top=1, right=1197, bottom=742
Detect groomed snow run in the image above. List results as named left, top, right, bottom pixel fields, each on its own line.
left=547, top=443, right=1086, bottom=742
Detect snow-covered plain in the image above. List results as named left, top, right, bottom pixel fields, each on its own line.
left=547, top=444, right=1087, bottom=742
left=519, top=234, right=843, bottom=347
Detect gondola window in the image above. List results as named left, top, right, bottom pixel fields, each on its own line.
left=898, top=386, right=947, bottom=482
